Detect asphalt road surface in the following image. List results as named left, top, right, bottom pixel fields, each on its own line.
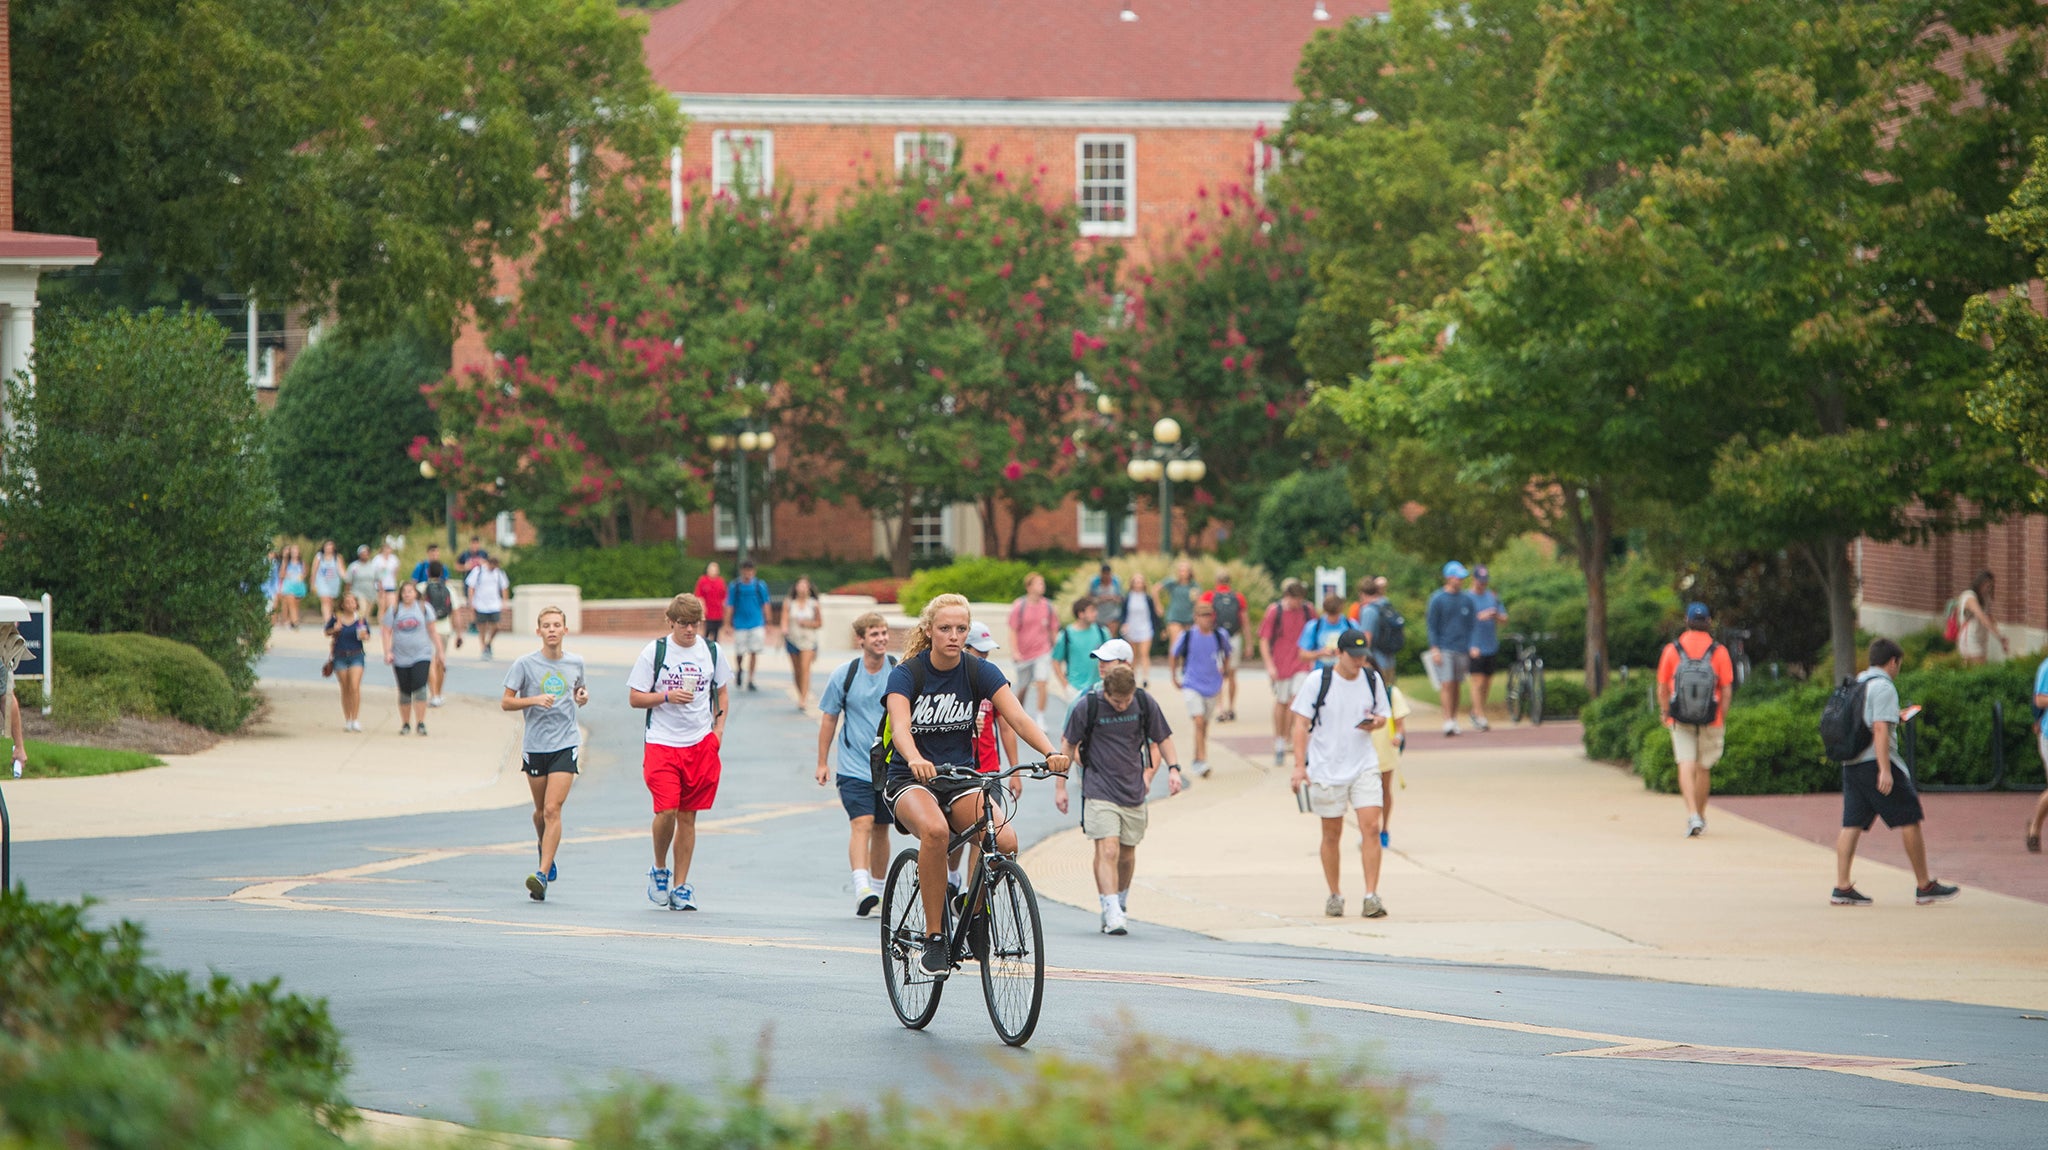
left=16, top=644, right=2047, bottom=1149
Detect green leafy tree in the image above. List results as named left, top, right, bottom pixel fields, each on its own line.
left=268, top=332, right=444, bottom=546
left=14, top=0, right=680, bottom=340
left=0, top=309, right=277, bottom=691
left=1243, top=468, right=1360, bottom=576
left=1964, top=135, right=2048, bottom=477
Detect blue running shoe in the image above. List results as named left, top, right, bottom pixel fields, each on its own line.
left=670, top=882, right=697, bottom=911
left=1379, top=830, right=1390, bottom=848
left=546, top=862, right=558, bottom=883
left=525, top=871, right=548, bottom=901
left=646, top=867, right=671, bottom=906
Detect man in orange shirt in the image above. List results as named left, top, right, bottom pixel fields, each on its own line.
left=1657, top=602, right=1737, bottom=837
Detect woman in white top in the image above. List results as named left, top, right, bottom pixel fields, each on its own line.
left=371, top=542, right=402, bottom=621
left=784, top=575, right=824, bottom=711
left=1121, top=572, right=1161, bottom=686
left=1957, top=570, right=2009, bottom=665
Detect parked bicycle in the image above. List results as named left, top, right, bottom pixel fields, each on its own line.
left=880, top=760, right=1059, bottom=1047
left=1504, top=632, right=1551, bottom=725
left=1726, top=627, right=1754, bottom=690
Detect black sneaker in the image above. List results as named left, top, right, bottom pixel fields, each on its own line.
left=1830, top=886, right=1873, bottom=906
left=1915, top=880, right=1960, bottom=905
left=414, top=722, right=427, bottom=736
left=399, top=723, right=412, bottom=736
left=919, top=933, right=952, bottom=977
left=747, top=681, right=759, bottom=692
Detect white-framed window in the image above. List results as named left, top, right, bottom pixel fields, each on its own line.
left=713, top=503, right=772, bottom=551
left=1076, top=134, right=1136, bottom=237
left=1077, top=502, right=1139, bottom=550
left=711, top=130, right=773, bottom=197
left=894, top=132, right=955, bottom=180
left=910, top=506, right=953, bottom=559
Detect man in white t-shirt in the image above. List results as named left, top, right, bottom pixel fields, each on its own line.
left=464, top=554, right=511, bottom=661
left=628, top=592, right=733, bottom=912
left=1288, top=630, right=1392, bottom=920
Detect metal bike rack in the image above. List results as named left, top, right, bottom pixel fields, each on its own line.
left=1911, top=699, right=2047, bottom=793
left=1, top=780, right=11, bottom=891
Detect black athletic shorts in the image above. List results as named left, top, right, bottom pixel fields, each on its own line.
left=882, top=772, right=986, bottom=831
left=1470, top=652, right=1499, bottom=676
left=393, top=661, right=431, bottom=701
left=1841, top=761, right=1924, bottom=830
left=522, top=747, right=580, bottom=777
left=705, top=620, right=724, bottom=641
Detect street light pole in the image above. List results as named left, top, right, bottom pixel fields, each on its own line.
left=1126, top=417, right=1203, bottom=555
left=709, top=423, right=776, bottom=568
left=735, top=442, right=750, bottom=569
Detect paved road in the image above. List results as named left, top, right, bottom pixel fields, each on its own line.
left=16, top=645, right=2048, bottom=1148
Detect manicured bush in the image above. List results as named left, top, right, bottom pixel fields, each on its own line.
left=40, top=631, right=250, bottom=733
left=900, top=558, right=1038, bottom=615
left=506, top=541, right=694, bottom=600
left=0, top=891, right=350, bottom=1147
left=1581, top=674, right=1661, bottom=762
left=0, top=308, right=277, bottom=692
left=1634, top=693, right=1836, bottom=795
left=1244, top=468, right=1362, bottom=576
left=1540, top=675, right=1589, bottom=720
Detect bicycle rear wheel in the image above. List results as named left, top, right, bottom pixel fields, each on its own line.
left=1506, top=666, right=1527, bottom=723
left=978, top=856, right=1045, bottom=1047
left=880, top=848, right=943, bottom=1030
left=1529, top=661, right=1546, bottom=727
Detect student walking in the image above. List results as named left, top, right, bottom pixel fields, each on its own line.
left=1425, top=562, right=1478, bottom=736
left=1299, top=593, right=1353, bottom=671
left=502, top=606, right=588, bottom=902
left=1467, top=565, right=1507, bottom=728
left=726, top=561, right=773, bottom=691
left=1120, top=572, right=1161, bottom=686
left=1659, top=602, right=1736, bottom=837
left=630, top=593, right=733, bottom=912
left=346, top=545, right=381, bottom=623
left=1954, top=570, right=2010, bottom=665
left=968, top=622, right=1021, bottom=780
left=696, top=561, right=728, bottom=642
left=2030, top=651, right=2048, bottom=853
left=1351, top=576, right=1403, bottom=678
left=1160, top=558, right=1199, bottom=652
left=1202, top=575, right=1247, bottom=722
left=1007, top=572, right=1060, bottom=728
left=371, top=542, right=402, bottom=621
left=382, top=582, right=444, bottom=736
left=465, top=553, right=511, bottom=660
left=1055, top=663, right=1180, bottom=936
left=1052, top=598, right=1113, bottom=702
left=1259, top=578, right=1313, bottom=766
left=1288, top=631, right=1393, bottom=918
left=275, top=545, right=307, bottom=630
left=1170, top=601, right=1232, bottom=777
left=783, top=575, right=823, bottom=711
left=311, top=540, right=345, bottom=620
left=421, top=560, right=457, bottom=706
left=325, top=594, right=370, bottom=731
left=818, top=612, right=897, bottom=915
left=408, top=543, right=446, bottom=586
left=1370, top=680, right=1411, bottom=848
left=1089, top=563, right=1126, bottom=637
left=1826, top=638, right=1960, bottom=906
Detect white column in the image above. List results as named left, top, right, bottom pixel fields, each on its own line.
left=3, top=301, right=37, bottom=437
left=671, top=146, right=684, bottom=229
left=246, top=297, right=259, bottom=389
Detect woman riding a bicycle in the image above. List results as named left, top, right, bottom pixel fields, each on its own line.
left=882, top=593, right=1070, bottom=976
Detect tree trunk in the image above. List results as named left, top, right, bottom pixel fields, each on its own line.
left=624, top=493, right=652, bottom=544
left=1799, top=535, right=1858, bottom=682
left=1571, top=486, right=1614, bottom=697
left=979, top=494, right=1003, bottom=557
left=592, top=506, right=622, bottom=548
left=1004, top=496, right=1026, bottom=558
left=887, top=491, right=915, bottom=578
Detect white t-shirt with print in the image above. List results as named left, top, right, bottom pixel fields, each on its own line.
left=1289, top=665, right=1391, bottom=786
left=632, top=635, right=734, bottom=749
left=370, top=552, right=401, bottom=591
left=465, top=566, right=509, bottom=613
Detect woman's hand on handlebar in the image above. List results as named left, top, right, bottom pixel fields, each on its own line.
left=910, top=756, right=938, bottom=782
left=1046, top=751, right=1071, bottom=776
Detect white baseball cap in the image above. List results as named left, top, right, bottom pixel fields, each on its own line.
left=1090, top=638, right=1135, bottom=663
left=966, top=620, right=1000, bottom=653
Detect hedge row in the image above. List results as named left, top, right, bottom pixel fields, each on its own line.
left=501, top=543, right=902, bottom=602
left=33, top=632, right=251, bottom=734
left=1583, top=659, right=2045, bottom=793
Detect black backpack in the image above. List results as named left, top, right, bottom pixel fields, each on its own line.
left=835, top=654, right=897, bottom=752
left=1368, top=602, right=1406, bottom=656
left=423, top=580, right=453, bottom=620
left=1820, top=677, right=1873, bottom=762
left=1211, top=591, right=1243, bottom=633
left=869, top=652, right=994, bottom=774
left=1666, top=641, right=1721, bottom=725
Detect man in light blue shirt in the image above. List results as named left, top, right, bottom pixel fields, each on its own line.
left=726, top=560, right=773, bottom=691
left=1466, top=565, right=1507, bottom=732
left=816, top=611, right=897, bottom=916
left=1425, top=562, right=1477, bottom=736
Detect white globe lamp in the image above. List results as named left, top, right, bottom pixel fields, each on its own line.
left=1153, top=417, right=1182, bottom=446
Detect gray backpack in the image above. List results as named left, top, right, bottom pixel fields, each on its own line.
left=1667, top=642, right=1720, bottom=726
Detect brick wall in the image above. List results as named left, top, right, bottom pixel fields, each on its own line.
left=2, top=0, right=14, bottom=230
left=1858, top=513, right=2048, bottom=635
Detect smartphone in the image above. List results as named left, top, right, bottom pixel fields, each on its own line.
left=1355, top=716, right=1383, bottom=732
left=1900, top=704, right=1922, bottom=724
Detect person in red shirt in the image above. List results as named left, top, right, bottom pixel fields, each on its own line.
left=1258, top=578, right=1314, bottom=766
left=1199, top=575, right=1249, bottom=722
left=1657, top=602, right=1737, bottom=837
left=694, top=561, right=729, bottom=643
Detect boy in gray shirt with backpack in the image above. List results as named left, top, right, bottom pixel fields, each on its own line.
left=1055, top=664, right=1181, bottom=936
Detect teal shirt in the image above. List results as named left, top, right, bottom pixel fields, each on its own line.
left=1053, top=623, right=1111, bottom=690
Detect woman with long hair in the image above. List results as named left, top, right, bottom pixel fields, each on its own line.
left=880, top=594, right=1070, bottom=977
left=276, top=544, right=307, bottom=630
left=1160, top=558, right=1199, bottom=653
left=382, top=580, right=445, bottom=735
left=311, top=540, right=344, bottom=621
left=1958, top=570, right=2009, bottom=665
left=1122, top=571, right=1161, bottom=686
left=326, top=593, right=370, bottom=731
left=785, top=575, right=824, bottom=711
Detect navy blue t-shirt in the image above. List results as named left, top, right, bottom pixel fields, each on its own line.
left=884, top=651, right=1010, bottom=779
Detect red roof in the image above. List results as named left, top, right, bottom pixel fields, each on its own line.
left=644, top=0, right=1389, bottom=103
left=0, top=231, right=100, bottom=263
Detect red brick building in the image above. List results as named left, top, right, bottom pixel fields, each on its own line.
left=461, top=0, right=1386, bottom=561
left=1859, top=519, right=2048, bottom=655
left=0, top=0, right=101, bottom=408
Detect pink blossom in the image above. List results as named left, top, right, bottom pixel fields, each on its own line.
left=1223, top=356, right=1237, bottom=370
left=1003, top=461, right=1024, bottom=481
left=1265, top=402, right=1279, bottom=419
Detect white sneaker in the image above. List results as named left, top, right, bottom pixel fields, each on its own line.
left=1469, top=714, right=1490, bottom=732
left=856, top=883, right=880, bottom=917
left=1102, top=904, right=1129, bottom=935
left=1194, top=760, right=1211, bottom=777
left=1443, top=720, right=1459, bottom=737
left=1686, top=816, right=1705, bottom=838
left=429, top=695, right=444, bottom=708
left=646, top=867, right=671, bottom=906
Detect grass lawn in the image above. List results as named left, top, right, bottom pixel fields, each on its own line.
left=1397, top=667, right=1590, bottom=714
left=14, top=739, right=164, bottom=779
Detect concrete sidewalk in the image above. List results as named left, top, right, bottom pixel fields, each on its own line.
left=1020, top=668, right=2048, bottom=1011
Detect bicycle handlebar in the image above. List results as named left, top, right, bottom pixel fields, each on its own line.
left=930, top=761, right=1067, bottom=782
left=1508, top=632, right=1553, bottom=644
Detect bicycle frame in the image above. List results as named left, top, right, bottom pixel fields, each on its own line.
left=926, top=763, right=1056, bottom=959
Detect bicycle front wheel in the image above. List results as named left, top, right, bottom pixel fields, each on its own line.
left=1506, top=666, right=1527, bottom=723
left=880, top=847, right=943, bottom=1030
left=1529, top=661, right=1546, bottom=727
left=978, top=856, right=1046, bottom=1047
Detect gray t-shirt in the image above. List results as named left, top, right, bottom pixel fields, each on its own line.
left=1062, top=689, right=1172, bottom=807
left=504, top=651, right=585, bottom=753
left=1846, top=667, right=1902, bottom=766
left=387, top=603, right=437, bottom=667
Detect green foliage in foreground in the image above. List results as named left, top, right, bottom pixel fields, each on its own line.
left=42, top=632, right=251, bottom=734
left=899, top=558, right=1038, bottom=616
left=15, top=740, right=163, bottom=779
left=0, top=892, right=351, bottom=1149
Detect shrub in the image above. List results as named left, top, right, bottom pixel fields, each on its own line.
left=829, top=577, right=907, bottom=604
left=1540, top=675, right=1589, bottom=720
left=1581, top=674, right=1661, bottom=762
left=1051, top=554, right=1279, bottom=632
left=506, top=542, right=694, bottom=600
left=1244, top=468, right=1362, bottom=576
left=900, top=558, right=1038, bottom=615
left=0, top=308, right=277, bottom=691
left=1634, top=691, right=1836, bottom=795
left=267, top=330, right=445, bottom=548
left=41, top=632, right=249, bottom=733
left=0, top=891, right=350, bottom=1146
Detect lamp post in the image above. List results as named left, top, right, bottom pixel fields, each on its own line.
left=1125, top=417, right=1205, bottom=554
left=707, top=422, right=776, bottom=569
left=419, top=460, right=457, bottom=554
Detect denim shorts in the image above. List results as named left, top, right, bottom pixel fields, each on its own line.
left=835, top=774, right=887, bottom=822
left=332, top=652, right=365, bottom=671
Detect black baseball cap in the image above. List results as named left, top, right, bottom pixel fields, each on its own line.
left=1337, top=630, right=1371, bottom=655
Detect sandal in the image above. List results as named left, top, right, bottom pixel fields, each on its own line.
left=2029, top=830, right=2041, bottom=854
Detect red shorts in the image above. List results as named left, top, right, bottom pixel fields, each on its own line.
left=643, top=735, right=722, bottom=812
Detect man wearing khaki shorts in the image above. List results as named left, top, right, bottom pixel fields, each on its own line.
left=1055, top=664, right=1180, bottom=936
left=1289, top=631, right=1393, bottom=919
left=1658, top=601, right=1736, bottom=837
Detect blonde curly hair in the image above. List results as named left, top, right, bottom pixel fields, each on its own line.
left=905, top=593, right=972, bottom=659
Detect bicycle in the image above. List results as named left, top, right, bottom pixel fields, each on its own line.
left=1726, top=628, right=1754, bottom=690
left=880, top=760, right=1061, bottom=1047
left=1504, top=632, right=1550, bottom=726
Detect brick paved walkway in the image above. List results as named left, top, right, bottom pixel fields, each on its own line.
left=1719, top=791, right=2048, bottom=906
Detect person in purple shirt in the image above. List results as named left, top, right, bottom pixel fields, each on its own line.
left=1169, top=601, right=1233, bottom=778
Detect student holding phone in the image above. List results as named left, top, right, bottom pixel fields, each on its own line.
left=1288, top=631, right=1393, bottom=919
